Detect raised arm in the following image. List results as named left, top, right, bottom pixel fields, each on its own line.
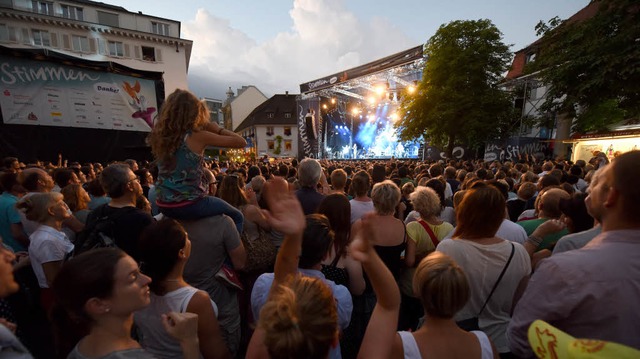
left=352, top=213, right=401, bottom=359
left=262, top=177, right=306, bottom=289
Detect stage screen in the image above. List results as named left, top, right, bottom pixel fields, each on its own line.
left=324, top=104, right=421, bottom=159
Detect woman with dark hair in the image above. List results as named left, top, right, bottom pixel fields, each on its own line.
left=134, top=168, right=154, bottom=199
left=52, top=248, right=200, bottom=359
left=437, top=183, right=530, bottom=357
left=349, top=170, right=374, bottom=224
left=135, top=219, right=230, bottom=359
left=318, top=194, right=365, bottom=295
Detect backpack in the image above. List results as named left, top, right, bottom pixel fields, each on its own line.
left=73, top=205, right=136, bottom=256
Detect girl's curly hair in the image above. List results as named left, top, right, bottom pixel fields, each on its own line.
left=147, top=89, right=210, bottom=161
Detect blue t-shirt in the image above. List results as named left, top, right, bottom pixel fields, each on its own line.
left=0, top=192, right=26, bottom=252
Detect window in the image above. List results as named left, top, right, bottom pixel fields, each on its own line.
left=72, top=35, right=89, bottom=52
left=267, top=140, right=275, bottom=150
left=141, top=46, right=155, bottom=61
left=284, top=127, right=292, bottom=136
left=32, top=29, right=50, bottom=46
left=32, top=1, right=53, bottom=15
left=0, top=25, right=8, bottom=42
left=284, top=112, right=291, bottom=118
left=525, top=53, right=536, bottom=64
left=267, top=112, right=275, bottom=119
left=266, top=126, right=274, bottom=136
left=61, top=5, right=83, bottom=21
left=108, top=41, right=124, bottom=57
left=285, top=140, right=292, bottom=151
left=151, top=22, right=170, bottom=36
left=97, top=11, right=119, bottom=27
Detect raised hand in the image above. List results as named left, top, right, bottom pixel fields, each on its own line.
left=262, top=177, right=305, bottom=236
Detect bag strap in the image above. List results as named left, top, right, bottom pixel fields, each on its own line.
left=418, top=219, right=439, bottom=247
left=477, top=242, right=515, bottom=316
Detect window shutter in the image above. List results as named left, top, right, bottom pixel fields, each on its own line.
left=124, top=43, right=131, bottom=58
left=155, top=48, right=162, bottom=62
left=21, top=28, right=30, bottom=44
left=50, top=32, right=58, bottom=48
left=133, top=45, right=141, bottom=59
left=97, top=38, right=106, bottom=55
left=62, top=34, right=71, bottom=50
left=89, top=38, right=97, bottom=53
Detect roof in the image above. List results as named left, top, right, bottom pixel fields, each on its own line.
left=235, top=94, right=298, bottom=132
left=505, top=1, right=600, bottom=80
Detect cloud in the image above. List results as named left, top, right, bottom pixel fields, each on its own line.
left=183, top=0, right=415, bottom=99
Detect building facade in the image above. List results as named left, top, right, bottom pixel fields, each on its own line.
left=223, top=85, right=268, bottom=132
left=203, top=97, right=223, bottom=125
left=0, top=0, right=193, bottom=95
left=235, top=93, right=299, bottom=158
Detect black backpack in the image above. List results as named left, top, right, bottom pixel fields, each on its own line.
left=73, top=205, right=136, bottom=256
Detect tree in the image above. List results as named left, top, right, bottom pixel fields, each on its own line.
left=397, top=19, right=516, bottom=156
left=528, top=0, right=640, bottom=132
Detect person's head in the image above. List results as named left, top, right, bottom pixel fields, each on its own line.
left=247, top=165, right=262, bottom=182
left=453, top=183, right=504, bottom=239
left=351, top=170, right=371, bottom=197
left=425, top=178, right=445, bottom=208
left=218, top=174, right=247, bottom=208
left=53, top=168, right=80, bottom=189
left=398, top=166, right=409, bottom=178
left=410, top=186, right=441, bottom=219
left=52, top=249, right=151, bottom=341
left=16, top=192, right=69, bottom=224
left=517, top=182, right=537, bottom=201
left=444, top=166, right=457, bottom=180
left=134, top=169, right=153, bottom=187
left=251, top=175, right=266, bottom=195
left=61, top=184, right=91, bottom=212
left=0, top=172, right=25, bottom=195
left=371, top=164, right=386, bottom=184
left=3, top=157, right=20, bottom=173
left=124, top=159, right=139, bottom=172
left=277, top=164, right=289, bottom=178
left=85, top=179, right=106, bottom=198
left=559, top=192, right=594, bottom=233
left=330, top=169, right=347, bottom=191
left=0, top=237, right=18, bottom=298
left=300, top=214, right=334, bottom=269
left=202, top=168, right=217, bottom=196
left=429, top=164, right=443, bottom=178
left=20, top=168, right=54, bottom=192
left=371, top=180, right=401, bottom=216
left=298, top=158, right=322, bottom=188
left=413, top=252, right=469, bottom=319
left=486, top=180, right=509, bottom=203
left=452, top=189, right=466, bottom=208
left=587, top=151, right=640, bottom=226
left=258, top=275, right=338, bottom=359
left=537, top=174, right=561, bottom=191
left=148, top=89, right=210, bottom=161
left=401, top=181, right=415, bottom=197
left=317, top=194, right=351, bottom=257
left=537, top=188, right=571, bottom=219
left=100, top=164, right=141, bottom=200
left=139, top=219, right=190, bottom=294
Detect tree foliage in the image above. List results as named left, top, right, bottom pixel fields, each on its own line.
left=397, top=19, right=516, bottom=155
left=528, top=0, right=640, bottom=132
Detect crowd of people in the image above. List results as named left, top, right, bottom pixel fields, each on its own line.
left=0, top=89, right=639, bottom=359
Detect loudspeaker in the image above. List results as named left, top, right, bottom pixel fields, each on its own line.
left=305, top=114, right=316, bottom=140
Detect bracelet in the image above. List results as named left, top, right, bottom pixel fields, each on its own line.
left=526, top=234, right=543, bottom=247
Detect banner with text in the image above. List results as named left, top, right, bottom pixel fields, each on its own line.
left=0, top=55, right=158, bottom=132
left=484, top=137, right=550, bottom=162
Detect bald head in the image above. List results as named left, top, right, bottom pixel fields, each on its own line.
left=19, top=168, right=53, bottom=192
left=538, top=188, right=571, bottom=219
left=611, top=151, right=640, bottom=223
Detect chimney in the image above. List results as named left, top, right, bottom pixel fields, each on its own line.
left=285, top=91, right=289, bottom=97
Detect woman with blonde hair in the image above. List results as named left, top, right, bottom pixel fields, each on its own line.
left=399, top=186, right=453, bottom=330
left=16, top=192, right=73, bottom=311
left=61, top=183, right=91, bottom=224
left=148, top=89, right=246, bottom=232
left=436, top=183, right=530, bottom=357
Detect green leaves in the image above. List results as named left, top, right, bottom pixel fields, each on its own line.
left=528, top=0, right=640, bottom=131
left=397, top=19, right=516, bottom=155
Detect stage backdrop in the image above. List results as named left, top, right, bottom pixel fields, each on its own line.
left=0, top=54, right=158, bottom=132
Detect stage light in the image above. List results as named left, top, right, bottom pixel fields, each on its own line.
left=367, top=114, right=375, bottom=122
left=335, top=125, right=339, bottom=129
left=390, top=113, right=398, bottom=121
left=331, top=98, right=336, bottom=104
left=375, top=85, right=385, bottom=96
left=407, top=85, right=416, bottom=94
left=323, top=104, right=328, bottom=110
left=368, top=96, right=376, bottom=105
left=351, top=108, right=360, bottom=115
